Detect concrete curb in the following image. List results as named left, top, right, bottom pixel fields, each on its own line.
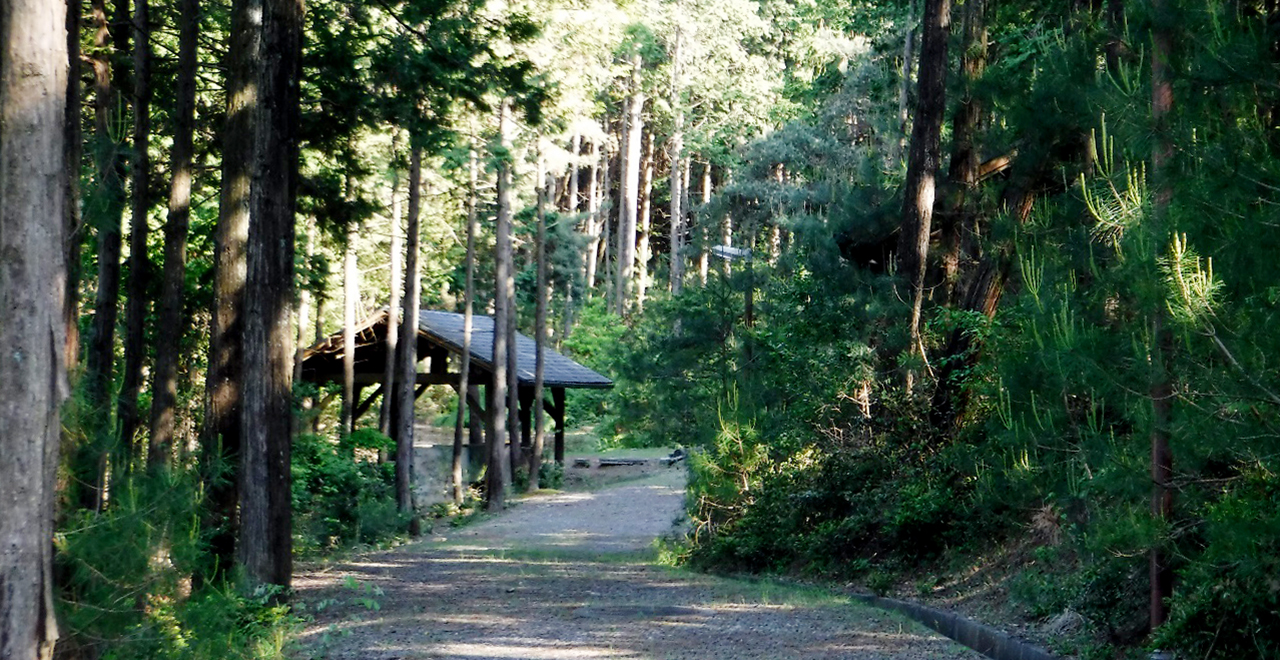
left=851, top=594, right=1063, bottom=660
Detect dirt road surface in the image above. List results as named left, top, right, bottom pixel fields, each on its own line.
left=292, top=467, right=981, bottom=660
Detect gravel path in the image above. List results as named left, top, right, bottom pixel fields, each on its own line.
left=292, top=468, right=981, bottom=660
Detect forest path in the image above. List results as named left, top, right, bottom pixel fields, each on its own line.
left=292, top=467, right=980, bottom=660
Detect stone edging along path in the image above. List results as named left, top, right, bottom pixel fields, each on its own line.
left=852, top=594, right=1064, bottom=660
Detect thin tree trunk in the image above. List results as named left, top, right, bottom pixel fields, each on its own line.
left=505, top=119, right=521, bottom=483
left=342, top=214, right=358, bottom=437
left=0, top=0, right=68, bottom=654
left=720, top=167, right=733, bottom=277
left=79, top=0, right=128, bottom=512
left=452, top=139, right=478, bottom=504
left=395, top=145, right=422, bottom=532
left=380, top=137, right=403, bottom=438
left=669, top=23, right=685, bottom=295
left=238, top=0, right=302, bottom=593
left=1149, top=0, right=1174, bottom=631
left=530, top=161, right=549, bottom=490
left=896, top=0, right=951, bottom=394
left=202, top=0, right=258, bottom=582
left=896, top=0, right=917, bottom=162
left=636, top=130, right=654, bottom=310
left=600, top=143, right=613, bottom=301
left=488, top=100, right=514, bottom=510
left=64, top=0, right=84, bottom=372
left=148, top=0, right=198, bottom=467
left=294, top=218, right=313, bottom=384
left=699, top=162, right=711, bottom=284
left=117, top=0, right=153, bottom=465
left=939, top=0, right=985, bottom=305
left=616, top=53, right=645, bottom=315
left=585, top=136, right=602, bottom=291
left=568, top=132, right=580, bottom=213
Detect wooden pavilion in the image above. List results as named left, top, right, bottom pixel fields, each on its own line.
left=298, top=309, right=612, bottom=463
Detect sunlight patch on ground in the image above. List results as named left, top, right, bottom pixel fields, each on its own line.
left=429, top=642, right=631, bottom=658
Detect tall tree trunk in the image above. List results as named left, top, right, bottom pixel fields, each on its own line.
left=0, top=0, right=68, bottom=654
left=488, top=100, right=515, bottom=510
left=669, top=23, right=685, bottom=295
left=79, top=0, right=128, bottom=512
left=380, top=137, right=402, bottom=438
left=636, top=130, right=654, bottom=310
left=938, top=0, right=986, bottom=305
left=585, top=136, right=602, bottom=291
left=294, top=218, right=313, bottom=384
left=64, top=0, right=84, bottom=372
left=600, top=140, right=613, bottom=302
left=452, top=139, right=478, bottom=504
left=568, top=132, right=580, bottom=213
left=1149, top=0, right=1174, bottom=631
left=149, top=0, right=198, bottom=468
left=720, top=167, right=733, bottom=277
left=117, top=0, right=152, bottom=465
left=395, top=145, right=422, bottom=532
left=895, top=0, right=918, bottom=162
left=926, top=0, right=988, bottom=435
left=699, top=162, right=710, bottom=284
left=504, top=116, right=521, bottom=483
left=530, top=160, right=549, bottom=490
left=202, top=0, right=259, bottom=582
left=896, top=0, right=951, bottom=393
left=616, top=53, right=645, bottom=315
left=341, top=215, right=358, bottom=437
left=238, top=0, right=302, bottom=593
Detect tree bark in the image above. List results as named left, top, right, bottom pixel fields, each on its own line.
left=699, top=162, right=710, bottom=284
left=380, top=136, right=402, bottom=438
left=341, top=212, right=358, bottom=437
left=238, top=0, right=302, bottom=593
left=896, top=0, right=950, bottom=393
left=202, top=0, right=259, bottom=582
left=452, top=139, right=478, bottom=504
left=64, top=0, right=84, bottom=372
left=896, top=0, right=917, bottom=162
left=938, top=0, right=986, bottom=306
left=396, top=145, right=422, bottom=530
left=530, top=159, right=550, bottom=490
left=585, top=136, right=602, bottom=292
left=149, top=0, right=198, bottom=467
left=0, top=0, right=68, bottom=655
left=669, top=23, right=685, bottom=296
left=294, top=217, right=313, bottom=384
left=636, top=130, right=654, bottom=310
left=117, top=0, right=153, bottom=464
left=79, top=0, right=128, bottom=512
left=488, top=100, right=515, bottom=509
left=568, top=132, right=580, bottom=213
left=504, top=117, right=521, bottom=483
left=616, top=53, right=645, bottom=315
left=1149, top=0, right=1174, bottom=631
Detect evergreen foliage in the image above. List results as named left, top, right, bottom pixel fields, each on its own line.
left=21, top=0, right=1280, bottom=655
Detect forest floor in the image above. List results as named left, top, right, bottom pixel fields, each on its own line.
left=291, top=452, right=982, bottom=660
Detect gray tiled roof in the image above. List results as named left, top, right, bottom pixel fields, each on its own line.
left=417, top=310, right=613, bottom=389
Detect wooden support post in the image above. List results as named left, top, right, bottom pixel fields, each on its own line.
left=353, top=383, right=383, bottom=422
left=465, top=384, right=485, bottom=445
left=553, top=387, right=566, bottom=465
left=430, top=346, right=448, bottom=374
left=484, top=382, right=495, bottom=456
left=519, top=387, right=533, bottom=449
